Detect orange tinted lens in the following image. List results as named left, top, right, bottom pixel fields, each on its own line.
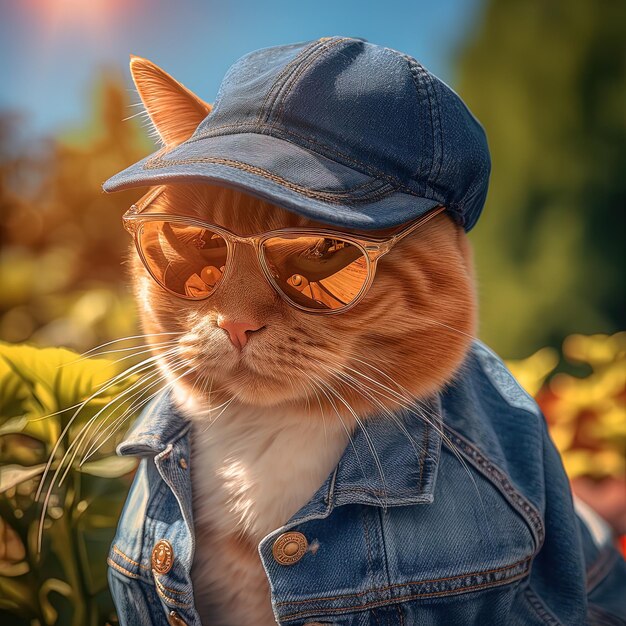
left=262, top=236, right=369, bottom=310
left=138, top=221, right=228, bottom=298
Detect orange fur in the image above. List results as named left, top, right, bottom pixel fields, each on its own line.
left=128, top=58, right=477, bottom=625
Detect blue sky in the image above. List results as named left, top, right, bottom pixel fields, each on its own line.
left=1, top=0, right=482, bottom=137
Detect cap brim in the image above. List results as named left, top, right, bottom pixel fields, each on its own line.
left=103, top=131, right=440, bottom=230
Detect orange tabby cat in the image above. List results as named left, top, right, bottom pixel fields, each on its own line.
left=128, top=57, right=475, bottom=625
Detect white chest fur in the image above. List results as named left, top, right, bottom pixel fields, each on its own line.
left=173, top=387, right=349, bottom=626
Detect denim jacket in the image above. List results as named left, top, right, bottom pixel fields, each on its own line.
left=107, top=340, right=626, bottom=625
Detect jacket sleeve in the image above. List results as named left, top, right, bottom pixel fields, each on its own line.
left=575, top=498, right=626, bottom=624
left=527, top=419, right=626, bottom=625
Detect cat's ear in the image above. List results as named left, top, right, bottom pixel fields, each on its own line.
left=129, top=55, right=212, bottom=147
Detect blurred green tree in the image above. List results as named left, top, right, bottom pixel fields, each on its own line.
left=459, top=0, right=626, bottom=357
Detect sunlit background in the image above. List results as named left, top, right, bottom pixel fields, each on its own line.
left=0, top=1, right=624, bottom=624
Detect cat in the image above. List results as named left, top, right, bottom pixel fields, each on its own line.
left=126, top=56, right=476, bottom=624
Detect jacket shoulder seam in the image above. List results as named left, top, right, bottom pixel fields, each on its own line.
left=443, top=423, right=545, bottom=550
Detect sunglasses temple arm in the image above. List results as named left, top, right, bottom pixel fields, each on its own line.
left=127, top=186, right=168, bottom=216
left=386, top=205, right=447, bottom=248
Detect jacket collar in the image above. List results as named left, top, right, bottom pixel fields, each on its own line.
left=117, top=388, right=442, bottom=509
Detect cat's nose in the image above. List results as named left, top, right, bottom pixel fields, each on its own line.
left=217, top=316, right=265, bottom=350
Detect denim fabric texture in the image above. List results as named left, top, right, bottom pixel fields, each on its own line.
left=102, top=36, right=490, bottom=232
left=107, top=341, right=626, bottom=625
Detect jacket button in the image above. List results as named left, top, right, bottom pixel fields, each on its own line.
left=272, top=531, right=308, bottom=565
left=168, top=610, right=187, bottom=626
left=151, top=539, right=174, bottom=574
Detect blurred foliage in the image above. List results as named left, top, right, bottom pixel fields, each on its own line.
left=0, top=71, right=152, bottom=352
left=459, top=0, right=626, bottom=357
left=507, top=331, right=626, bottom=481
left=0, top=342, right=144, bottom=626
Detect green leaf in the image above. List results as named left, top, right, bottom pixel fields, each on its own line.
left=0, top=464, right=46, bottom=494
left=38, top=578, right=73, bottom=625
left=0, top=576, right=37, bottom=613
left=78, top=457, right=137, bottom=479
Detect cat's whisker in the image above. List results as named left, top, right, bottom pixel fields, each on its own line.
left=200, top=391, right=239, bottom=435
left=315, top=376, right=388, bottom=506
left=58, top=368, right=166, bottom=485
left=102, top=342, right=181, bottom=369
left=28, top=342, right=179, bottom=424
left=77, top=360, right=184, bottom=467
left=37, top=355, right=195, bottom=553
left=348, top=355, right=411, bottom=395
left=335, top=358, right=489, bottom=522
left=36, top=349, right=174, bottom=501
left=304, top=371, right=356, bottom=454
left=305, top=371, right=386, bottom=508
left=312, top=381, right=329, bottom=445
left=57, top=352, right=185, bottom=486
left=343, top=358, right=455, bottom=445
left=35, top=350, right=183, bottom=552
left=71, top=331, right=183, bottom=362
left=325, top=366, right=430, bottom=463
left=68, top=339, right=179, bottom=365
left=292, top=365, right=329, bottom=444
left=82, top=363, right=198, bottom=464
left=204, top=372, right=216, bottom=416
left=418, top=316, right=477, bottom=341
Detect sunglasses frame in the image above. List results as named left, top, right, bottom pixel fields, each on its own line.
left=122, top=186, right=446, bottom=315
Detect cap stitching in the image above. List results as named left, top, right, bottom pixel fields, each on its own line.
left=256, top=39, right=324, bottom=127
left=182, top=124, right=434, bottom=199
left=143, top=152, right=397, bottom=205
left=429, top=72, right=445, bottom=189
left=267, top=37, right=346, bottom=126
left=407, top=59, right=441, bottom=195
left=269, top=37, right=350, bottom=128
left=402, top=56, right=433, bottom=189
left=141, top=152, right=388, bottom=199
left=421, top=63, right=444, bottom=188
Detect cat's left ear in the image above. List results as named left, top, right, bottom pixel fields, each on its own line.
left=130, top=55, right=212, bottom=147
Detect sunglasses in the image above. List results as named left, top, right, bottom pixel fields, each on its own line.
left=122, top=186, right=445, bottom=315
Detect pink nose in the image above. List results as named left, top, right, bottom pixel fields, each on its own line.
left=217, top=317, right=265, bottom=350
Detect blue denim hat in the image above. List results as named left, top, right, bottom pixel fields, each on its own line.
left=103, top=36, right=490, bottom=231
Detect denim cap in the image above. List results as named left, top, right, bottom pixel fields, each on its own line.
left=103, top=36, right=491, bottom=231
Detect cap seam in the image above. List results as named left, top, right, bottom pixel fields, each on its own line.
left=269, top=37, right=351, bottom=128
left=426, top=65, right=444, bottom=188
left=181, top=125, right=438, bottom=201
left=402, top=55, right=434, bottom=189
left=142, top=150, right=398, bottom=206
left=456, top=155, right=490, bottom=229
left=141, top=144, right=387, bottom=198
left=256, top=39, right=324, bottom=126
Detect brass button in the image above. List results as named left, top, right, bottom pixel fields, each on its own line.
left=151, top=539, right=174, bottom=574
left=168, top=610, right=187, bottom=626
left=272, top=531, right=308, bottom=565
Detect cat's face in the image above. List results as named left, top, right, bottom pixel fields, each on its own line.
left=126, top=57, right=477, bottom=417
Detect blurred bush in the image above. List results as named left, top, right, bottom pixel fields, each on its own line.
left=0, top=342, right=144, bottom=626
left=0, top=72, right=152, bottom=352
left=507, top=330, right=626, bottom=533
